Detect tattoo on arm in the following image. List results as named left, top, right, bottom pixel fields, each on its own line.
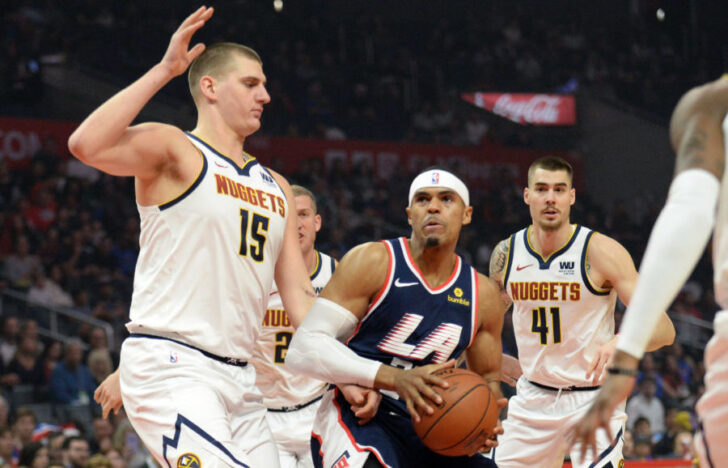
left=677, top=129, right=725, bottom=177
left=489, top=240, right=509, bottom=281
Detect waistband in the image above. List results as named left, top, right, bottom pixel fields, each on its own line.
left=267, top=395, right=323, bottom=413
left=129, top=333, right=248, bottom=367
left=527, top=379, right=600, bottom=392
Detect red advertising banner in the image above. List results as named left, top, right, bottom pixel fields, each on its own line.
left=462, top=93, right=577, bottom=126
left=0, top=117, right=77, bottom=169
left=0, top=117, right=582, bottom=189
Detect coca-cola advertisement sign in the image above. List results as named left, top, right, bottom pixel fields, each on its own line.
left=462, top=93, right=576, bottom=126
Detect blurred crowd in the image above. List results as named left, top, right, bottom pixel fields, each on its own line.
left=3, top=1, right=726, bottom=144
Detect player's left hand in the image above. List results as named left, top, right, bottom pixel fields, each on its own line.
left=94, top=368, right=123, bottom=419
left=585, top=335, right=618, bottom=385
left=339, top=384, right=382, bottom=425
left=571, top=351, right=638, bottom=463
left=474, top=397, right=507, bottom=455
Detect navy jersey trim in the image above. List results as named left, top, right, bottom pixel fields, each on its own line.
left=331, top=256, right=337, bottom=272
left=588, top=427, right=623, bottom=468
left=581, top=231, right=611, bottom=296
left=502, top=234, right=516, bottom=287
left=186, top=132, right=258, bottom=176
left=159, top=147, right=208, bottom=211
left=524, top=224, right=582, bottom=269
left=310, top=251, right=323, bottom=280
left=161, top=413, right=250, bottom=468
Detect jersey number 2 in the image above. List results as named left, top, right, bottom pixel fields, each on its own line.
left=531, top=306, right=562, bottom=345
left=239, top=208, right=269, bottom=262
left=274, top=332, right=292, bottom=363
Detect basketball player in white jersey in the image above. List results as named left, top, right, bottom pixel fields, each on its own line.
left=252, top=184, right=359, bottom=468
left=487, top=156, right=676, bottom=468
left=70, top=7, right=315, bottom=468
left=573, top=77, right=728, bottom=468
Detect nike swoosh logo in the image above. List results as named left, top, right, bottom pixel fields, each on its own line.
left=394, top=278, right=418, bottom=287
left=215, top=162, right=228, bottom=168
left=516, top=264, right=533, bottom=271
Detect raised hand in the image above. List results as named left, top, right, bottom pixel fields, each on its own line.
left=159, top=6, right=214, bottom=77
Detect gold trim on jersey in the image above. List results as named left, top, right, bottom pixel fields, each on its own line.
left=526, top=224, right=578, bottom=263
left=583, top=233, right=610, bottom=294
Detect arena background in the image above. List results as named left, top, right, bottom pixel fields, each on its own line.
left=1, top=0, right=727, bottom=466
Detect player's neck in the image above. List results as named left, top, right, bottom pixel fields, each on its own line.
left=303, top=247, right=317, bottom=275
left=407, top=238, right=457, bottom=285
left=529, top=223, right=574, bottom=257
left=191, top=120, right=248, bottom=165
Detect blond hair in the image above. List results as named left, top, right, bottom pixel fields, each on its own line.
left=291, top=185, right=317, bottom=214
left=188, top=42, right=262, bottom=103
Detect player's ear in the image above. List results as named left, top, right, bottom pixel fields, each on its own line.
left=523, top=187, right=530, bottom=205
left=462, top=205, right=473, bottom=226
left=406, top=206, right=412, bottom=226
left=199, top=75, right=217, bottom=102
left=569, top=187, right=575, bottom=206
left=314, top=214, right=322, bottom=233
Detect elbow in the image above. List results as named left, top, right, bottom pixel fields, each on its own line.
left=67, top=131, right=91, bottom=164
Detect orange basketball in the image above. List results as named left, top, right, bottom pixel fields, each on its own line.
left=413, top=368, right=499, bottom=457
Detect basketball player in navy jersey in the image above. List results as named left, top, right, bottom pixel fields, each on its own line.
left=573, top=76, right=728, bottom=467
left=488, top=156, right=676, bottom=468
left=286, top=168, right=504, bottom=468
left=72, top=7, right=315, bottom=468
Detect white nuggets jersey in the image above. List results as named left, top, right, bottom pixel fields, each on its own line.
left=503, top=225, right=617, bottom=388
left=127, top=133, right=288, bottom=360
left=252, top=251, right=336, bottom=409
left=712, top=115, right=728, bottom=309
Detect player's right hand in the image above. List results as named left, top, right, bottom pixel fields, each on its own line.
left=339, top=384, right=382, bottom=425
left=392, top=360, right=455, bottom=424
left=94, top=368, right=123, bottom=419
left=159, top=6, right=214, bottom=77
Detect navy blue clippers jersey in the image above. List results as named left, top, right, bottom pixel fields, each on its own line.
left=346, top=237, right=478, bottom=413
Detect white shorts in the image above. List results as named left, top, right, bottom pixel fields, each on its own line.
left=695, top=310, right=728, bottom=468
left=266, top=397, right=322, bottom=468
left=493, top=377, right=626, bottom=468
left=120, top=336, right=280, bottom=468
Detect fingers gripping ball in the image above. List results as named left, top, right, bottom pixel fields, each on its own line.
left=413, top=368, right=498, bottom=457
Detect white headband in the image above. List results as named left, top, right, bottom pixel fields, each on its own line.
left=408, top=169, right=470, bottom=206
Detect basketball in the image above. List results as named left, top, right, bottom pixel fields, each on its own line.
left=413, top=368, right=499, bottom=457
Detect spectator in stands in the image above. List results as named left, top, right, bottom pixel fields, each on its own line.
left=62, top=436, right=89, bottom=468
left=86, top=328, right=117, bottom=368
left=49, top=341, right=95, bottom=406
left=636, top=353, right=666, bottom=399
left=41, top=341, right=62, bottom=383
left=621, top=429, right=634, bottom=459
left=86, top=350, right=112, bottom=387
left=47, top=432, right=65, bottom=466
left=12, top=408, right=37, bottom=448
left=27, top=269, right=73, bottom=309
left=104, top=449, right=126, bottom=468
left=632, top=435, right=653, bottom=461
left=6, top=335, right=46, bottom=388
left=652, top=406, right=682, bottom=456
left=0, top=426, right=14, bottom=466
left=18, top=441, right=49, bottom=468
left=88, top=417, right=113, bottom=455
left=627, top=377, right=666, bottom=435
left=0, top=397, right=9, bottom=427
left=2, top=236, right=41, bottom=290
left=0, top=317, right=19, bottom=367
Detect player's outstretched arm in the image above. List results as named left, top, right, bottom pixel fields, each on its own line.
left=68, top=7, right=213, bottom=178
left=572, top=76, right=728, bottom=462
left=272, top=171, right=316, bottom=329
left=488, top=238, right=513, bottom=311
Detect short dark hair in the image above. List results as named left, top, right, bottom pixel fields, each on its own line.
left=527, top=156, right=573, bottom=186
